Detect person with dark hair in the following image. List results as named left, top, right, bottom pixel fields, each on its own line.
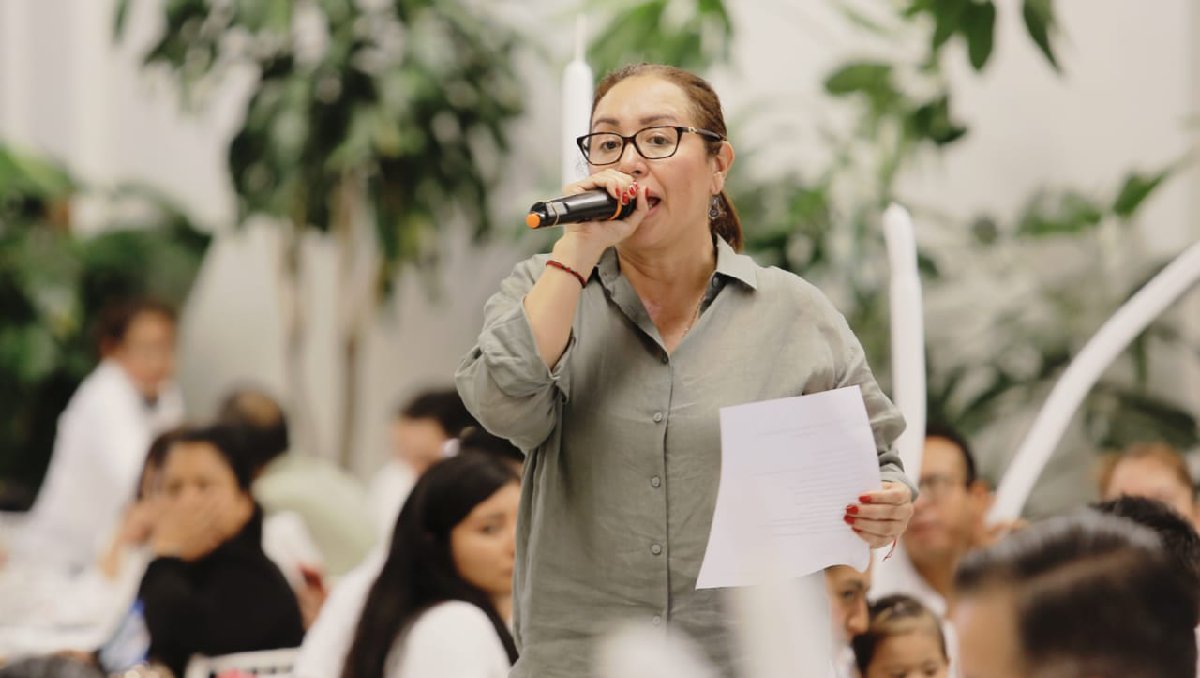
left=400, top=390, right=479, bottom=449
left=367, top=388, right=477, bottom=536
left=456, top=427, right=524, bottom=474
left=852, top=594, right=949, bottom=678
left=952, top=513, right=1198, bottom=678
left=873, top=424, right=990, bottom=619
left=13, top=298, right=184, bottom=570
left=457, top=63, right=912, bottom=676
left=216, top=386, right=376, bottom=579
left=137, top=424, right=305, bottom=677
left=217, top=388, right=291, bottom=470
left=341, top=454, right=520, bottom=678
left=1091, top=495, right=1200, bottom=609
left=824, top=563, right=872, bottom=678
left=295, top=431, right=522, bottom=678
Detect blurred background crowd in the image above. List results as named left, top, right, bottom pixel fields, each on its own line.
left=0, top=0, right=1197, bottom=676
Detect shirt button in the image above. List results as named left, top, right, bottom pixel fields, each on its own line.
left=661, top=354, right=669, bottom=365
left=651, top=615, right=662, bottom=626
left=651, top=543, right=663, bottom=555
left=651, top=476, right=661, bottom=488
left=652, top=411, right=664, bottom=423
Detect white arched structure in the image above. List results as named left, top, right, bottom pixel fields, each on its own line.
left=990, top=239, right=1200, bottom=521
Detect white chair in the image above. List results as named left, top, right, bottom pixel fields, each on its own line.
left=183, top=648, right=299, bottom=678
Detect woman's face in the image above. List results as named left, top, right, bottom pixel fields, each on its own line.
left=588, top=75, right=732, bottom=253
left=160, top=442, right=253, bottom=534
left=451, top=482, right=520, bottom=601
left=390, top=416, right=451, bottom=476
left=865, top=631, right=949, bottom=678
left=110, top=312, right=176, bottom=398
left=825, top=564, right=871, bottom=643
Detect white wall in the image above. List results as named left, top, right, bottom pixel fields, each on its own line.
left=1, top=1, right=1196, bottom=493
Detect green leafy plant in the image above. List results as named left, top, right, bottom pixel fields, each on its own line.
left=118, top=0, right=528, bottom=461
left=0, top=145, right=210, bottom=509
left=589, top=1, right=1197, bottom=476
left=585, top=0, right=734, bottom=74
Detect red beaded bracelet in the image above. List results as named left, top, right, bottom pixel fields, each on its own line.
left=546, top=259, right=588, bottom=288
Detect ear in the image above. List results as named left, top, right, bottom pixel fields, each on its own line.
left=710, top=141, right=734, bottom=195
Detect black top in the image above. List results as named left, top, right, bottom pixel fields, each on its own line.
left=138, top=505, right=305, bottom=677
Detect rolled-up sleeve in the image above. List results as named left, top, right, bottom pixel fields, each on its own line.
left=456, top=256, right=576, bottom=452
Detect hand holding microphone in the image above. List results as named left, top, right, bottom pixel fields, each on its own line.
left=535, top=172, right=649, bottom=284
left=526, top=188, right=637, bottom=229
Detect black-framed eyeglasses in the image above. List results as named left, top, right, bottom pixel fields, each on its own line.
left=576, top=125, right=725, bottom=166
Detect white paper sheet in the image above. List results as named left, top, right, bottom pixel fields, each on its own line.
left=696, top=386, right=881, bottom=589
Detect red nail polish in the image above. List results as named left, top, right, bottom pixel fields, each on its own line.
left=621, top=194, right=629, bottom=205
left=859, top=495, right=872, bottom=504
left=846, top=505, right=859, bottom=515
left=843, top=515, right=856, bottom=524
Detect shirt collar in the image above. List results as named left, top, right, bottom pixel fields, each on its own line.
left=713, top=235, right=758, bottom=290
left=596, top=235, right=759, bottom=292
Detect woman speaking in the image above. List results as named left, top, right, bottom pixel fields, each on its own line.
left=457, top=63, right=914, bottom=677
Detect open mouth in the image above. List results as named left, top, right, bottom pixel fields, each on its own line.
left=645, top=191, right=661, bottom=210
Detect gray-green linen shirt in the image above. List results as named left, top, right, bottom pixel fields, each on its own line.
left=456, top=237, right=908, bottom=677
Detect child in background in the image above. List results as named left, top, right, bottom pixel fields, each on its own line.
left=852, top=594, right=949, bottom=678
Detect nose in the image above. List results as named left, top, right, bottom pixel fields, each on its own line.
left=503, top=527, right=517, bottom=558
left=914, top=488, right=933, bottom=511
left=615, top=138, right=646, bottom=177
left=846, top=603, right=869, bottom=637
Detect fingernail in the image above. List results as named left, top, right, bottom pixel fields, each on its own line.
left=621, top=194, right=629, bottom=205
left=859, top=495, right=872, bottom=504
left=852, top=527, right=862, bottom=533
left=843, top=515, right=856, bottom=524
left=845, top=505, right=859, bottom=515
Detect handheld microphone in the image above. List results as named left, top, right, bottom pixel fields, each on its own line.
left=526, top=189, right=635, bottom=229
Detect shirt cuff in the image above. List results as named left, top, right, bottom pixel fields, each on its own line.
left=478, top=300, right=575, bottom=399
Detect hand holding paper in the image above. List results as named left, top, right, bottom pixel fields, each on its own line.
left=697, top=386, right=886, bottom=589
left=847, top=481, right=914, bottom=548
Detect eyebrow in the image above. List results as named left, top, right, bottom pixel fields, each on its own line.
left=591, top=113, right=678, bottom=130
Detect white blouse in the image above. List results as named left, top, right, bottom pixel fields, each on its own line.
left=385, top=601, right=510, bottom=678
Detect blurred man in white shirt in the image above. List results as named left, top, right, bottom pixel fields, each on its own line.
left=13, top=299, right=183, bottom=571
left=367, top=388, right=477, bottom=537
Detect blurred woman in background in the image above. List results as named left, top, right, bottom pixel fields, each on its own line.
left=138, top=425, right=304, bottom=677
left=341, top=454, right=519, bottom=678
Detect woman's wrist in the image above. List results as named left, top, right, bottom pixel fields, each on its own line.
left=551, top=233, right=604, bottom=274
